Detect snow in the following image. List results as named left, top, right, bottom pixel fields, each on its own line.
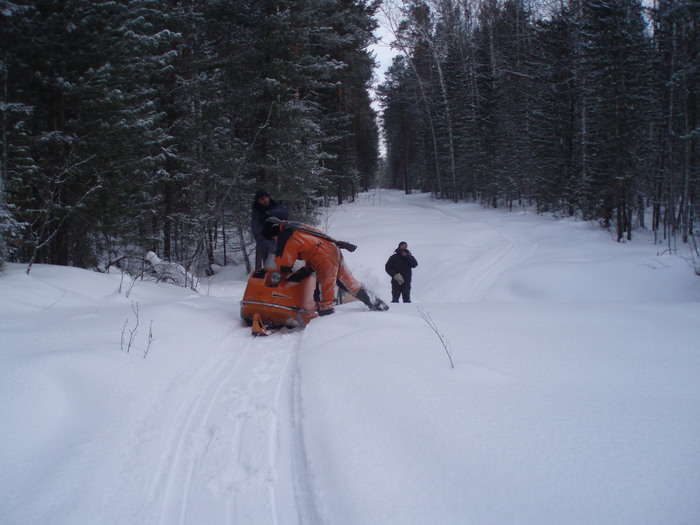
left=1, top=190, right=699, bottom=525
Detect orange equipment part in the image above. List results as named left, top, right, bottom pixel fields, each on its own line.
left=240, top=268, right=318, bottom=333
left=251, top=314, right=271, bottom=336
left=275, top=229, right=361, bottom=311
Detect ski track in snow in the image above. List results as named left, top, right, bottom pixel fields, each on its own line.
left=140, top=328, right=311, bottom=525
left=473, top=223, right=538, bottom=300
left=4, top=191, right=699, bottom=525
left=411, top=198, right=538, bottom=301
left=124, top=195, right=536, bottom=525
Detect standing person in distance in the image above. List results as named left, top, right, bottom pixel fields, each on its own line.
left=251, top=189, right=289, bottom=269
left=385, top=241, right=418, bottom=303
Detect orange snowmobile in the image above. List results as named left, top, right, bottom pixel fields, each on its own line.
left=240, top=265, right=319, bottom=335
left=240, top=218, right=387, bottom=335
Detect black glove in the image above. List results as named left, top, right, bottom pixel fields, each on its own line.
left=286, top=267, right=312, bottom=282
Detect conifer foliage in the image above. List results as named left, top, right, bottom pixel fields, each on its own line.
left=379, top=0, right=699, bottom=247
left=0, top=0, right=379, bottom=270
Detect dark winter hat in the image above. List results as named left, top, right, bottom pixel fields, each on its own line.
left=254, top=189, right=270, bottom=201
left=398, top=241, right=408, bottom=248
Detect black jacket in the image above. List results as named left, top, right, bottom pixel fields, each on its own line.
left=385, top=249, right=418, bottom=283
left=251, top=198, right=289, bottom=252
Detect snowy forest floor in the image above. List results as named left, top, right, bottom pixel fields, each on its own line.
left=1, top=190, right=699, bottom=525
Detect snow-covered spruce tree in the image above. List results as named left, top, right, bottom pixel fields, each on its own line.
left=300, top=0, right=380, bottom=205
left=1, top=2, right=31, bottom=266
left=146, top=0, right=346, bottom=271
left=577, top=0, right=654, bottom=241
left=529, top=2, right=586, bottom=216
left=377, top=0, right=694, bottom=247
left=442, top=19, right=481, bottom=202
left=472, top=0, right=537, bottom=209
left=209, top=0, right=335, bottom=210
left=1, top=1, right=175, bottom=269
left=378, top=55, right=431, bottom=193
left=381, top=3, right=444, bottom=197
left=382, top=0, right=539, bottom=206
left=396, top=0, right=461, bottom=202
left=3, top=0, right=382, bottom=272
left=651, top=0, right=700, bottom=246
left=94, top=0, right=177, bottom=264
left=1, top=2, right=70, bottom=267
left=142, top=1, right=223, bottom=268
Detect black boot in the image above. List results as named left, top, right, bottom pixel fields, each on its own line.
left=355, top=287, right=389, bottom=311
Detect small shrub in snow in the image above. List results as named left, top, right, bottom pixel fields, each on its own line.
left=418, top=307, right=454, bottom=369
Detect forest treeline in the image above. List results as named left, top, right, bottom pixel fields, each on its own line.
left=379, top=0, right=699, bottom=247
left=0, top=0, right=380, bottom=272
left=1, top=0, right=698, bottom=275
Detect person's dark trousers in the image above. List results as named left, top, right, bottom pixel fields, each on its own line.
left=391, top=280, right=411, bottom=303
left=255, top=245, right=265, bottom=270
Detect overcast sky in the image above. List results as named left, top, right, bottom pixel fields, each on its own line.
left=370, top=3, right=400, bottom=88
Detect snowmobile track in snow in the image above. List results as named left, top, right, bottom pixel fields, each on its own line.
left=143, top=327, right=314, bottom=525
left=412, top=200, right=538, bottom=301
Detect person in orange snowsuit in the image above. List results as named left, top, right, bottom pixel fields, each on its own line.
left=265, top=221, right=387, bottom=316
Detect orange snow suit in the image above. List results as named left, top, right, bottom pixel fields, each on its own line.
left=274, top=226, right=361, bottom=311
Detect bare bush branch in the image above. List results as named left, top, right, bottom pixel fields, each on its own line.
left=418, top=306, right=454, bottom=368
left=144, top=321, right=154, bottom=359
left=120, top=301, right=140, bottom=353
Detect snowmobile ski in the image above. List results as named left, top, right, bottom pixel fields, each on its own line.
left=251, top=313, right=273, bottom=336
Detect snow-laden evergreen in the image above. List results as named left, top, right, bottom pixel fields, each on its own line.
left=1, top=191, right=699, bottom=524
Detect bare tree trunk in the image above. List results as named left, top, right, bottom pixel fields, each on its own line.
left=412, top=0, right=459, bottom=201
left=222, top=212, right=228, bottom=266
left=237, top=219, right=251, bottom=274
left=432, top=56, right=459, bottom=202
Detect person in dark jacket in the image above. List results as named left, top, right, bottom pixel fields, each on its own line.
left=251, top=189, right=289, bottom=269
left=384, top=241, right=418, bottom=303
